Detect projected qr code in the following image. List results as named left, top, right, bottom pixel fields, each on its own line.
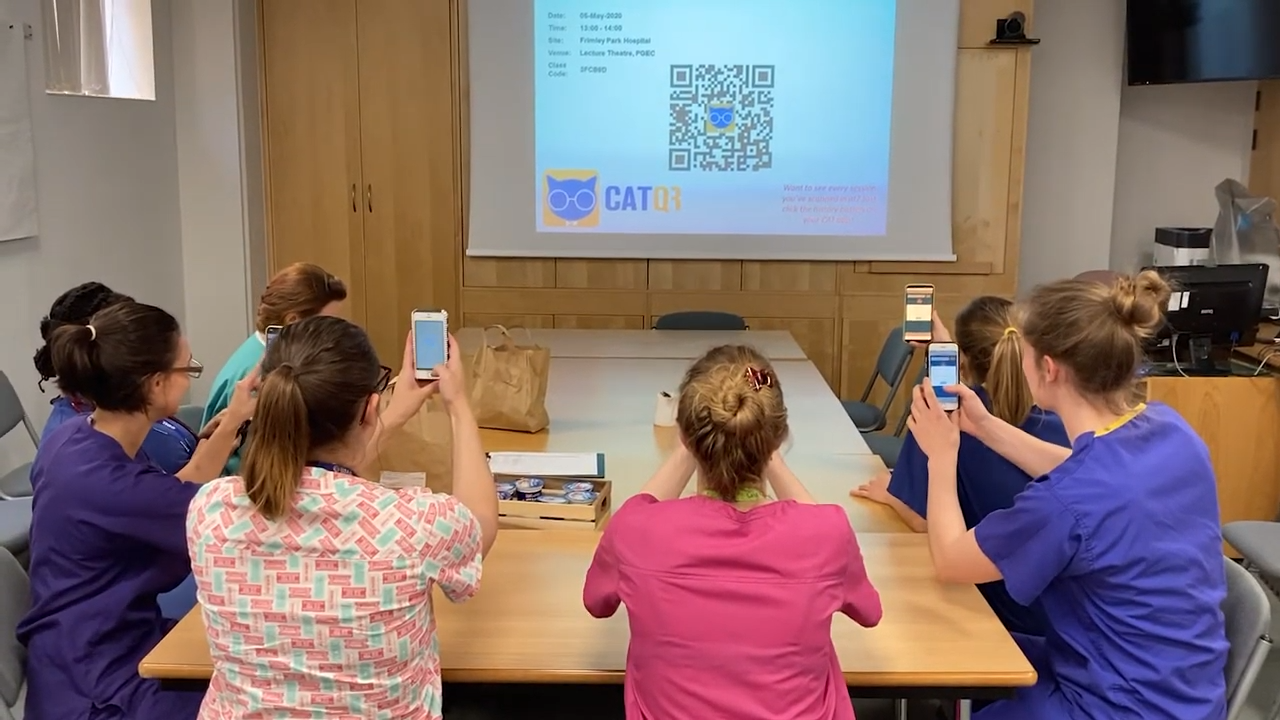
left=668, top=64, right=775, bottom=173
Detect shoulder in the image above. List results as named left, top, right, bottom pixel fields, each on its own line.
left=211, top=336, right=266, bottom=386
left=1020, top=408, right=1070, bottom=446
left=192, top=476, right=242, bottom=507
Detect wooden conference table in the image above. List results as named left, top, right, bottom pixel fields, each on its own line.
left=140, top=532, right=1034, bottom=698
left=139, top=329, right=1035, bottom=704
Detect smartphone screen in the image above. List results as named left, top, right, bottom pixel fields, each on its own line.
left=928, top=344, right=960, bottom=407
left=904, top=286, right=934, bottom=342
left=264, top=325, right=282, bottom=349
left=413, top=318, right=447, bottom=371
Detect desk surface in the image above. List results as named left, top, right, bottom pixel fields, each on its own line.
left=139, top=531, right=1034, bottom=690
left=458, top=328, right=807, bottom=361
left=523, top=358, right=869, bottom=457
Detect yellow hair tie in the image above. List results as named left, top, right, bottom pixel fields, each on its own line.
left=1002, top=327, right=1018, bottom=337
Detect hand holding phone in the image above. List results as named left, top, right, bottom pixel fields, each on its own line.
left=926, top=342, right=960, bottom=412
left=903, top=284, right=935, bottom=343
left=411, top=310, right=449, bottom=381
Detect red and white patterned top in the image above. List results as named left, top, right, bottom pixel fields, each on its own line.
left=187, top=467, right=483, bottom=720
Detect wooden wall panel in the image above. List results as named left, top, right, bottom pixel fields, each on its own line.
left=446, top=0, right=1036, bottom=399
left=1251, top=81, right=1280, bottom=201
left=261, top=0, right=1037, bottom=401
left=555, top=315, right=646, bottom=330
left=463, top=313, right=554, bottom=330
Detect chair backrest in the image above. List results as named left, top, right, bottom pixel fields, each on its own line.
left=0, top=373, right=35, bottom=446
left=0, top=547, right=27, bottom=710
left=891, top=362, right=930, bottom=437
left=175, top=404, right=206, bottom=431
left=1223, top=558, right=1272, bottom=719
left=874, top=327, right=914, bottom=384
left=653, top=311, right=748, bottom=331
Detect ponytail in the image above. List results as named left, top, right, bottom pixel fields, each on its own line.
left=48, top=324, right=104, bottom=402
left=986, top=328, right=1034, bottom=426
left=241, top=365, right=309, bottom=519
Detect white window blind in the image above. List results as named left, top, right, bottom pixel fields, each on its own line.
left=42, top=0, right=154, bottom=100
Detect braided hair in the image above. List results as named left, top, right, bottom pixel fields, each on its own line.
left=34, top=282, right=133, bottom=391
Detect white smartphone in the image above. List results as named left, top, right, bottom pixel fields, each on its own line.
left=264, top=324, right=283, bottom=350
left=903, top=284, right=935, bottom=343
left=927, top=342, right=961, bottom=412
left=411, top=309, right=449, bottom=381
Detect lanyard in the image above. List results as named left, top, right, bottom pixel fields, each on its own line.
left=307, top=461, right=355, bottom=476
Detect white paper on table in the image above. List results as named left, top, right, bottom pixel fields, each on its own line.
left=380, top=471, right=427, bottom=489
left=487, top=451, right=603, bottom=478
left=0, top=22, right=37, bottom=242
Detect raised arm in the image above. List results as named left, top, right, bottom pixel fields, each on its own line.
left=177, top=370, right=258, bottom=483
left=638, top=443, right=698, bottom=500
left=949, top=383, right=1070, bottom=478
left=764, top=451, right=815, bottom=504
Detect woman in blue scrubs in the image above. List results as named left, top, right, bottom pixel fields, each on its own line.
left=19, top=301, right=257, bottom=720
left=908, top=271, right=1229, bottom=720
left=852, top=297, right=1069, bottom=638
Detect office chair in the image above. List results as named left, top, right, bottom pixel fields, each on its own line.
left=842, top=328, right=915, bottom=432
left=653, top=311, right=748, bottom=331
left=0, top=372, right=38, bottom=500
left=1222, top=558, right=1273, bottom=720
left=861, top=362, right=927, bottom=469
left=0, top=548, right=27, bottom=719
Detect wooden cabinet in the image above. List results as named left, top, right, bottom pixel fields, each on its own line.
left=259, top=0, right=459, bottom=362
left=1144, top=375, right=1280, bottom=556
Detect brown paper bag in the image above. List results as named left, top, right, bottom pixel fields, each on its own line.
left=367, top=386, right=454, bottom=493
left=469, top=325, right=551, bottom=433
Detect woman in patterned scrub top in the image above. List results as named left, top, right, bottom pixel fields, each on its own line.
left=187, top=316, right=500, bottom=719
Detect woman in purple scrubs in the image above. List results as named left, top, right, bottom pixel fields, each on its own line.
left=18, top=301, right=258, bottom=720
left=852, top=297, right=1068, bottom=638
left=33, top=282, right=217, bottom=621
left=908, top=271, right=1229, bottom=720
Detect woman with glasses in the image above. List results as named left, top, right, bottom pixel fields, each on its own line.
left=34, top=282, right=212, bottom=477
left=201, top=262, right=348, bottom=475
left=187, top=316, right=499, bottom=719
left=19, top=301, right=258, bottom=720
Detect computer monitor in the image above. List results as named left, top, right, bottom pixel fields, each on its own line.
left=1143, top=264, right=1268, bottom=371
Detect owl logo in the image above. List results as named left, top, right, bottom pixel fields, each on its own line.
left=706, top=104, right=735, bottom=133
left=543, top=170, right=600, bottom=228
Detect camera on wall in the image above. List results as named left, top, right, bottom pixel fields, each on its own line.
left=990, top=11, right=1041, bottom=45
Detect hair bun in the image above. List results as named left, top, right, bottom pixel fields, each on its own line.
left=1109, top=269, right=1171, bottom=337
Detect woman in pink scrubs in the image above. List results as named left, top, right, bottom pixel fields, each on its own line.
left=908, top=271, right=1229, bottom=719
left=584, top=344, right=883, bottom=720
left=18, top=302, right=257, bottom=720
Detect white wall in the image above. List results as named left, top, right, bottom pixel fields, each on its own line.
left=1019, top=1, right=1258, bottom=289
left=0, top=0, right=184, bottom=447
left=1018, top=0, right=1126, bottom=290
left=1109, top=82, right=1257, bottom=271
left=170, top=0, right=258, bottom=400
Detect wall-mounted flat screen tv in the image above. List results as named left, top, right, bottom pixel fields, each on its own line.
left=1127, top=0, right=1280, bottom=85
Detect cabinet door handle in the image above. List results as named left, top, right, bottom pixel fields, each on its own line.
left=366, top=184, right=373, bottom=214
left=350, top=184, right=357, bottom=213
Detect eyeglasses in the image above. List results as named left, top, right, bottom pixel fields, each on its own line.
left=375, top=365, right=392, bottom=394
left=174, top=358, right=203, bottom=379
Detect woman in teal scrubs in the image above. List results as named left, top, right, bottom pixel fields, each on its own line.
left=852, top=297, right=1068, bottom=638
left=908, top=271, right=1228, bottom=719
left=201, top=262, right=346, bottom=474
